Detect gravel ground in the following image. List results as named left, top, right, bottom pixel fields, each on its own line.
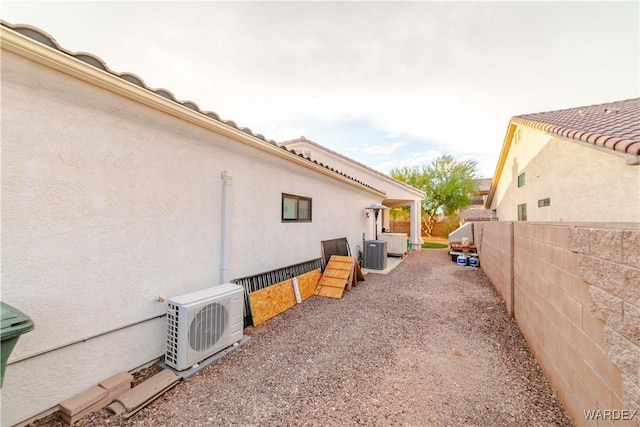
left=31, top=249, right=571, bottom=426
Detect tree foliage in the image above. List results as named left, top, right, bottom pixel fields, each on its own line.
left=390, top=154, right=479, bottom=236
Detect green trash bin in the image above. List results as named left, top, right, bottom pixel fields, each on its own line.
left=1, top=302, right=34, bottom=388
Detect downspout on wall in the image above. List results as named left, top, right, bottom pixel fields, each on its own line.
left=220, top=171, right=232, bottom=283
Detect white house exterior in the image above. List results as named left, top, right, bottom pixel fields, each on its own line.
left=0, top=23, right=422, bottom=425
left=487, top=99, right=640, bottom=222
left=281, top=138, right=425, bottom=249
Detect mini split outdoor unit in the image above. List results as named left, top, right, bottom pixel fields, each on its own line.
left=165, top=283, right=244, bottom=371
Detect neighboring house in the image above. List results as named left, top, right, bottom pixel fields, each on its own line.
left=487, top=98, right=640, bottom=222
left=459, top=177, right=494, bottom=223
left=280, top=137, right=425, bottom=249
left=0, top=23, right=423, bottom=425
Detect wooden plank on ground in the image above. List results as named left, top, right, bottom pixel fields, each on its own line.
left=296, top=269, right=321, bottom=301
left=248, top=279, right=296, bottom=326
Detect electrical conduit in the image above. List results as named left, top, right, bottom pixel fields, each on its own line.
left=220, top=171, right=232, bottom=283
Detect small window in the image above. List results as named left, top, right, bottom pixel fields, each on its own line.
left=282, top=194, right=312, bottom=222
left=538, top=198, right=551, bottom=208
left=518, top=173, right=525, bottom=188
left=518, top=203, right=527, bottom=221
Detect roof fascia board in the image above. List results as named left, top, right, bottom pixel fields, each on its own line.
left=1, top=27, right=385, bottom=198
left=485, top=122, right=516, bottom=208
left=283, top=139, right=425, bottom=197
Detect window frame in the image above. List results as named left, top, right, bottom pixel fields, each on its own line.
left=518, top=173, right=525, bottom=188
left=281, top=193, right=312, bottom=223
left=538, top=198, right=551, bottom=208
left=517, top=203, right=527, bottom=221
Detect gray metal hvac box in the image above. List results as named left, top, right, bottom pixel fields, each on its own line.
left=363, top=240, right=387, bottom=270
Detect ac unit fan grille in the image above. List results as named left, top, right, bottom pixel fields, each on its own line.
left=189, top=302, right=228, bottom=352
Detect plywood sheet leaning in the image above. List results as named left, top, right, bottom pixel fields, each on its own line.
left=296, top=269, right=322, bottom=301
left=315, top=255, right=357, bottom=299
left=248, top=279, right=297, bottom=326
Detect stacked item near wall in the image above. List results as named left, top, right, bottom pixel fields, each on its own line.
left=246, top=238, right=365, bottom=326
left=449, top=223, right=479, bottom=265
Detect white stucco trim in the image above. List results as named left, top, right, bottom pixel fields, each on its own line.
left=0, top=26, right=385, bottom=199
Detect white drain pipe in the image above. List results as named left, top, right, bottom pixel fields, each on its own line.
left=220, top=171, right=232, bottom=283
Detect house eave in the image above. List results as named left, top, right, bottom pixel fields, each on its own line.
left=627, top=156, right=640, bottom=165
left=485, top=117, right=640, bottom=209
left=1, top=25, right=386, bottom=199
left=485, top=122, right=516, bottom=209
left=281, top=138, right=425, bottom=198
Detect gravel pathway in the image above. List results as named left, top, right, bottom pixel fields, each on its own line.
left=32, top=249, right=571, bottom=426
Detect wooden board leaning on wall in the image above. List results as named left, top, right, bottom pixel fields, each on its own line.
left=248, top=269, right=322, bottom=326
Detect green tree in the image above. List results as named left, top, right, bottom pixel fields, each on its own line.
left=390, top=154, right=478, bottom=236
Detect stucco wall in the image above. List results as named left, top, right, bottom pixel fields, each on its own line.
left=284, top=140, right=423, bottom=203
left=1, top=51, right=379, bottom=425
left=491, top=126, right=640, bottom=222
left=283, top=140, right=424, bottom=236
left=476, top=222, right=640, bottom=426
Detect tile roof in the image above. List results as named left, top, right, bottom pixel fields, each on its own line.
left=280, top=137, right=425, bottom=197
left=459, top=207, right=493, bottom=221
left=1, top=21, right=386, bottom=196
left=474, top=178, right=492, bottom=194
left=512, top=98, right=640, bottom=156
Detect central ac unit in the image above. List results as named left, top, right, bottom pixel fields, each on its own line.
left=165, top=283, right=244, bottom=371
left=363, top=240, right=387, bottom=270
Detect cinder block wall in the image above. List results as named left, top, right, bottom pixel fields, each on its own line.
left=475, top=222, right=514, bottom=314
left=476, top=222, right=639, bottom=426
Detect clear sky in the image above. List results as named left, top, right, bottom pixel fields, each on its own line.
left=2, top=1, right=638, bottom=178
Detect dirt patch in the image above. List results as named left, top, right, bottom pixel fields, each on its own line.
left=28, top=249, right=571, bottom=426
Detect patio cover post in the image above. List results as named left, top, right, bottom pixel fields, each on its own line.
left=410, top=199, right=422, bottom=250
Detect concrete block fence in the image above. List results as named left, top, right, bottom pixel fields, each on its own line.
left=475, top=222, right=639, bottom=426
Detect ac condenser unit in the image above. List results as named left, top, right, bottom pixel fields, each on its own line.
left=363, top=240, right=387, bottom=270
left=165, top=283, right=244, bottom=371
